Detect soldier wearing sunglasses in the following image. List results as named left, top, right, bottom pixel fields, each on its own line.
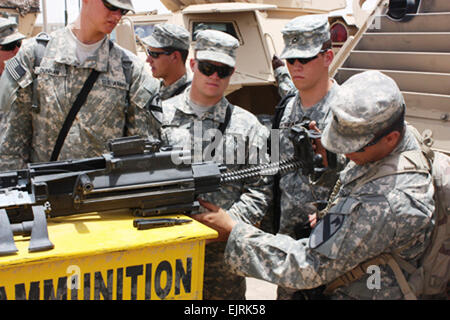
left=142, top=23, right=192, bottom=101
left=0, top=18, right=25, bottom=76
left=0, top=0, right=161, bottom=170
left=160, top=30, right=272, bottom=300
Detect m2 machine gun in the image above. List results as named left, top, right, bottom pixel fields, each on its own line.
left=0, top=136, right=224, bottom=255
left=0, top=130, right=332, bottom=256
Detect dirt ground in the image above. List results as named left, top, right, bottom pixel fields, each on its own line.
left=245, top=277, right=277, bottom=300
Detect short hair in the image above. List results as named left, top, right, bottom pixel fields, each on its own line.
left=321, top=40, right=332, bottom=51
left=374, top=104, right=406, bottom=139
left=163, top=46, right=189, bottom=64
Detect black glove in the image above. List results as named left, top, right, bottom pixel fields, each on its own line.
left=272, top=55, right=285, bottom=70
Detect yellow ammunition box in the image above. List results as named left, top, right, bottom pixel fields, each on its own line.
left=0, top=211, right=217, bottom=300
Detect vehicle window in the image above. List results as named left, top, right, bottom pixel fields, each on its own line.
left=134, top=24, right=156, bottom=39
left=192, top=22, right=239, bottom=42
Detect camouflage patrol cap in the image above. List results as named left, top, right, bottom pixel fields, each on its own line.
left=105, top=0, right=134, bottom=12
left=322, top=71, right=406, bottom=154
left=280, top=14, right=330, bottom=59
left=0, top=18, right=25, bottom=46
left=142, top=23, right=190, bottom=50
left=194, top=29, right=239, bottom=67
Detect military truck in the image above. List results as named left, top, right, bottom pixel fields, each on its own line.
left=114, top=0, right=360, bottom=116
left=0, top=0, right=40, bottom=37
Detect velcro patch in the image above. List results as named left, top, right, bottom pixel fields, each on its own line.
left=309, top=213, right=346, bottom=249
left=5, top=57, right=26, bottom=82
left=309, top=197, right=360, bottom=250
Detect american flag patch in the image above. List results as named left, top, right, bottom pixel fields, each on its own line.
left=5, top=57, right=26, bottom=82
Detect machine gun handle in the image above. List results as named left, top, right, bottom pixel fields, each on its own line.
left=28, top=205, right=54, bottom=253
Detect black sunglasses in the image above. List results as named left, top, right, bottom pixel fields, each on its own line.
left=197, top=60, right=234, bottom=79
left=101, top=0, right=129, bottom=15
left=286, top=49, right=328, bottom=65
left=355, top=135, right=385, bottom=153
left=147, top=49, right=174, bottom=59
left=0, top=40, right=21, bottom=52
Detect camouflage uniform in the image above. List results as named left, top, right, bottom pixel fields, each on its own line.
left=273, top=15, right=342, bottom=299
left=142, top=23, right=192, bottom=101
left=160, top=30, right=272, bottom=300
left=274, top=65, right=295, bottom=99
left=223, top=71, right=435, bottom=299
left=159, top=73, right=192, bottom=101
left=0, top=23, right=160, bottom=170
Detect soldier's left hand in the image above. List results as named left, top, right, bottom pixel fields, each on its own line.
left=192, top=199, right=237, bottom=243
left=308, top=213, right=318, bottom=228
left=272, top=55, right=285, bottom=70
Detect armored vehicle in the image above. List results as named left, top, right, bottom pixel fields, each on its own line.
left=114, top=0, right=354, bottom=115
left=0, top=0, right=40, bottom=37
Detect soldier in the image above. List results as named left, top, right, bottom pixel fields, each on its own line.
left=0, top=0, right=161, bottom=170
left=142, top=23, right=192, bottom=100
left=269, top=14, right=343, bottom=299
left=0, top=18, right=25, bottom=76
left=194, top=70, right=435, bottom=300
left=160, top=29, right=271, bottom=299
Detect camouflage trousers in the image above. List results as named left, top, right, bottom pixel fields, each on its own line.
left=202, top=242, right=246, bottom=300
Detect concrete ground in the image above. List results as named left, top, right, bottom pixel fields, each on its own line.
left=245, top=277, right=277, bottom=300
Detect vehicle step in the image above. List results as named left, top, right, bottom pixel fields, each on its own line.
left=342, top=51, right=450, bottom=73
left=367, top=13, right=450, bottom=33
left=335, top=68, right=450, bottom=95
left=404, top=91, right=450, bottom=152
left=403, top=91, right=450, bottom=121
left=355, top=32, right=450, bottom=52
left=420, top=0, right=450, bottom=13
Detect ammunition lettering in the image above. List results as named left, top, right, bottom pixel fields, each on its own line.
left=0, top=257, right=193, bottom=300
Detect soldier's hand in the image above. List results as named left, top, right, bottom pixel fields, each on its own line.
left=309, top=121, right=328, bottom=167
left=272, top=55, right=285, bottom=70
left=192, top=199, right=237, bottom=243
left=308, top=213, right=318, bottom=228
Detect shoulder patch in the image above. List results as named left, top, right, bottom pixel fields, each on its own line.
left=309, top=197, right=360, bottom=250
left=309, top=213, right=346, bottom=249
left=5, top=57, right=26, bottom=82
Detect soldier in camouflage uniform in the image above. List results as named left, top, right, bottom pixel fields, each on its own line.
left=272, top=14, right=343, bottom=299
left=160, top=29, right=272, bottom=299
left=194, top=70, right=435, bottom=299
left=0, top=18, right=25, bottom=76
left=142, top=23, right=192, bottom=100
left=0, top=0, right=161, bottom=170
